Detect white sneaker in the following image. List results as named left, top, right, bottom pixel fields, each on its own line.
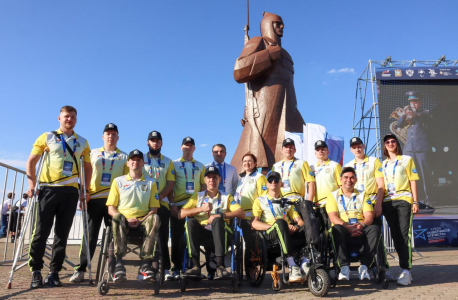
left=69, top=271, right=84, bottom=283
left=301, top=262, right=310, bottom=279
left=172, top=269, right=180, bottom=280
left=397, top=270, right=411, bottom=286
left=358, top=265, right=370, bottom=281
left=289, top=265, right=302, bottom=283
left=164, top=270, right=173, bottom=281
left=338, top=266, right=350, bottom=281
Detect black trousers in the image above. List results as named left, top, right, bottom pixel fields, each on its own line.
left=29, top=186, right=79, bottom=272
left=240, top=219, right=255, bottom=250
left=157, top=204, right=171, bottom=270
left=331, top=224, right=380, bottom=267
left=265, top=219, right=306, bottom=255
left=170, top=210, right=186, bottom=270
left=383, top=200, right=412, bottom=269
left=75, top=198, right=111, bottom=272
left=186, top=218, right=230, bottom=261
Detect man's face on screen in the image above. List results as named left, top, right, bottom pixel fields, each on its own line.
left=410, top=100, right=422, bottom=111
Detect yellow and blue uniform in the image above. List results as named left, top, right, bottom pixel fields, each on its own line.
left=344, top=156, right=384, bottom=204
left=272, top=158, right=315, bottom=197
left=311, top=159, right=342, bottom=206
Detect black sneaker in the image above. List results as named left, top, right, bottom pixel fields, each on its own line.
left=114, top=264, right=127, bottom=282
left=184, top=266, right=201, bottom=276
left=137, top=264, right=155, bottom=281
left=30, top=271, right=44, bottom=289
left=216, top=266, right=230, bottom=278
left=44, top=271, right=62, bottom=287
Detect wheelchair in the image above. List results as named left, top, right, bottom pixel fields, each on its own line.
left=246, top=196, right=331, bottom=297
left=95, top=220, right=164, bottom=296
left=317, top=207, right=389, bottom=289
left=179, top=217, right=242, bottom=293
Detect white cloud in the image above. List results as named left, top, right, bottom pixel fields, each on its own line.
left=327, top=68, right=355, bottom=74
left=200, top=144, right=207, bottom=147
left=0, top=158, right=27, bottom=169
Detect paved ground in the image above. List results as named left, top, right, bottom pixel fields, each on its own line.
left=0, top=243, right=457, bottom=300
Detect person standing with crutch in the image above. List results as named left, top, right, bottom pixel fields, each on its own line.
left=70, top=123, right=128, bottom=283
left=26, top=105, right=92, bottom=289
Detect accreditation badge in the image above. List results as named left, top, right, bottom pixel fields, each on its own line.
left=387, top=183, right=396, bottom=197
left=282, top=179, right=291, bottom=192
left=186, top=182, right=195, bottom=194
left=62, top=161, right=73, bottom=177
left=348, top=211, right=358, bottom=225
left=101, top=173, right=111, bottom=187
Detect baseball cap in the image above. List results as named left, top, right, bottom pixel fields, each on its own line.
left=405, top=91, right=422, bottom=101
left=383, top=134, right=398, bottom=142
left=204, top=166, right=220, bottom=177
left=315, top=140, right=328, bottom=150
left=128, top=149, right=144, bottom=160
left=282, top=138, right=295, bottom=147
left=103, top=123, right=118, bottom=133
left=266, top=171, right=281, bottom=181
left=182, top=136, right=195, bottom=146
left=350, top=137, right=363, bottom=147
left=148, top=130, right=162, bottom=141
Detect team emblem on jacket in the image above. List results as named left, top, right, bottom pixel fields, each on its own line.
left=141, top=184, right=149, bottom=192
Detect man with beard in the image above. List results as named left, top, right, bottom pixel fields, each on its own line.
left=142, top=130, right=176, bottom=281
left=170, top=137, right=206, bottom=280
left=26, top=106, right=92, bottom=288
left=70, top=123, right=128, bottom=283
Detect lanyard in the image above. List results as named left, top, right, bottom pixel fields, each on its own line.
left=182, top=161, right=195, bottom=181
left=147, top=154, right=162, bottom=191
left=316, top=160, right=328, bottom=175
left=101, top=151, right=117, bottom=173
left=340, top=194, right=357, bottom=216
left=384, top=159, right=398, bottom=183
left=281, top=158, right=295, bottom=178
left=354, top=161, right=366, bottom=181
left=60, top=135, right=77, bottom=158
left=204, top=193, right=222, bottom=214
left=267, top=199, right=286, bottom=221
left=214, top=162, right=226, bottom=185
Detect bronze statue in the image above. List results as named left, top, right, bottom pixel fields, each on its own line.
left=231, top=12, right=305, bottom=172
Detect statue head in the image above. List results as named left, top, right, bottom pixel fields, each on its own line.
left=261, top=12, right=284, bottom=45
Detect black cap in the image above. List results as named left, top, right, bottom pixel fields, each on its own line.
left=315, top=140, right=328, bottom=150
left=266, top=171, right=281, bottom=181
left=148, top=130, right=162, bottom=141
left=282, top=138, right=295, bottom=147
left=340, top=166, right=356, bottom=177
left=204, top=166, right=220, bottom=177
left=128, top=149, right=144, bottom=160
left=383, top=134, right=398, bottom=142
left=182, top=136, right=195, bottom=146
left=103, top=123, right=118, bottom=133
left=405, top=91, right=422, bottom=101
left=350, top=137, right=363, bottom=147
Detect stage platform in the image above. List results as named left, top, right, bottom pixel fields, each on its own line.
left=413, top=206, right=458, bottom=247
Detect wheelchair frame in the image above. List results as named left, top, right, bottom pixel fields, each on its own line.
left=95, top=222, right=164, bottom=296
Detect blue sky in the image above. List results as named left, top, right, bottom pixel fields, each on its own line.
left=1, top=0, right=457, bottom=180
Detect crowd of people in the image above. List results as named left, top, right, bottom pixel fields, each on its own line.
left=22, top=105, right=419, bottom=290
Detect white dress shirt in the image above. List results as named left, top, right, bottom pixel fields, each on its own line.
left=205, top=161, right=239, bottom=196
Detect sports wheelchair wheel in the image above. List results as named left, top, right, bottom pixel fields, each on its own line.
left=272, top=278, right=282, bottom=291
left=245, top=231, right=267, bottom=287
left=97, top=280, right=109, bottom=295
left=308, top=268, right=331, bottom=297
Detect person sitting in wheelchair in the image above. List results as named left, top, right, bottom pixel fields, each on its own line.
left=106, top=150, right=161, bottom=282
left=251, top=171, right=306, bottom=283
left=325, top=166, right=381, bottom=281
left=179, top=166, right=245, bottom=279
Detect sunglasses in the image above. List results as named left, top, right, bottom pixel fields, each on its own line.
left=267, top=177, right=280, bottom=183
left=385, top=139, right=397, bottom=145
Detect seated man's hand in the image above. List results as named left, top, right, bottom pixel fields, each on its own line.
left=207, top=214, right=220, bottom=225
left=345, top=224, right=363, bottom=237
left=127, top=218, right=141, bottom=228
left=288, top=224, right=298, bottom=235
left=201, top=202, right=213, bottom=214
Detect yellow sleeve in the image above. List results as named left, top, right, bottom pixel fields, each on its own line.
left=82, top=141, right=91, bottom=163
left=106, top=180, right=120, bottom=207
left=374, top=158, right=384, bottom=178
left=149, top=182, right=160, bottom=208
left=325, top=193, right=338, bottom=214
left=182, top=192, right=198, bottom=209
left=406, top=157, right=420, bottom=181
left=252, top=199, right=263, bottom=217
left=31, top=133, right=48, bottom=155
left=166, top=161, right=176, bottom=181
left=200, top=166, right=205, bottom=184
left=362, top=195, right=374, bottom=212
left=288, top=206, right=300, bottom=220
left=256, top=176, right=268, bottom=196
left=227, top=194, right=242, bottom=212
left=334, top=163, right=342, bottom=185
left=301, top=161, right=316, bottom=182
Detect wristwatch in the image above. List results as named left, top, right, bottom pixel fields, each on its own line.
left=169, top=203, right=176, bottom=206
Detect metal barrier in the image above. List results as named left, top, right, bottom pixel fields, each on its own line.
left=383, top=215, right=422, bottom=260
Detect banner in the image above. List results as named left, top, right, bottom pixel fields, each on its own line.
left=376, top=68, right=458, bottom=208
left=413, top=218, right=458, bottom=247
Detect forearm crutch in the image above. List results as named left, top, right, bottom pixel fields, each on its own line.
left=7, top=152, right=47, bottom=289
left=79, top=156, right=93, bottom=286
